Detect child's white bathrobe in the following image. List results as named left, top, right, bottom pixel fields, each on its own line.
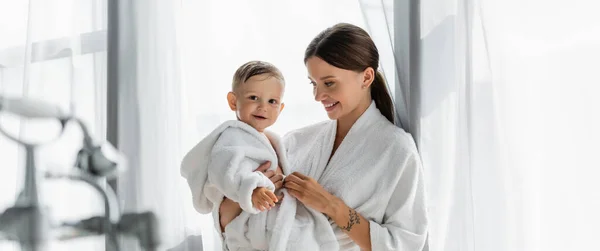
left=282, top=101, right=429, bottom=250
left=180, top=120, right=338, bottom=251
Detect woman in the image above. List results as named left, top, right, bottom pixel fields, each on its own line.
left=219, top=23, right=429, bottom=251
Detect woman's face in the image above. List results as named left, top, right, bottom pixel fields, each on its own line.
left=306, top=56, right=369, bottom=121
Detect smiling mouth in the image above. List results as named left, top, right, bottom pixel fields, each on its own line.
left=324, top=101, right=339, bottom=111
left=324, top=102, right=339, bottom=108
left=253, top=115, right=267, bottom=120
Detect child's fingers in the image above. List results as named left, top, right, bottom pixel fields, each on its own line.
left=267, top=190, right=278, bottom=203
left=252, top=198, right=263, bottom=211
left=261, top=193, right=272, bottom=208
left=254, top=202, right=264, bottom=211
left=253, top=188, right=279, bottom=210
left=264, top=193, right=275, bottom=207
left=265, top=191, right=277, bottom=205
left=253, top=194, right=268, bottom=211
left=260, top=193, right=275, bottom=208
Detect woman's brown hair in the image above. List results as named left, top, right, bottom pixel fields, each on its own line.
left=304, top=23, right=395, bottom=124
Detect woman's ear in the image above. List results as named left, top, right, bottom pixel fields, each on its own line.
left=227, top=92, right=237, bottom=111
left=362, top=67, right=375, bottom=89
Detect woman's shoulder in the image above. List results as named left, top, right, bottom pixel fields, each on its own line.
left=374, top=120, right=420, bottom=157
left=369, top=123, right=423, bottom=183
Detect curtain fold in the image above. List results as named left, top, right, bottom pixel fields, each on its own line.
left=113, top=1, right=190, bottom=250
left=476, top=1, right=600, bottom=250
left=0, top=0, right=107, bottom=250
left=419, top=0, right=478, bottom=249
left=358, top=0, right=412, bottom=130
left=395, top=0, right=600, bottom=251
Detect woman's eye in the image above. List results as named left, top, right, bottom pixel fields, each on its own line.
left=325, top=81, right=334, bottom=87
left=309, top=81, right=316, bottom=87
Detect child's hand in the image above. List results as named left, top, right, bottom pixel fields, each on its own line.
left=252, top=187, right=278, bottom=211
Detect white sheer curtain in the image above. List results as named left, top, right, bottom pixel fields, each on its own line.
left=112, top=0, right=186, bottom=251
left=0, top=0, right=107, bottom=250
left=357, top=0, right=410, bottom=128
left=419, top=0, right=600, bottom=251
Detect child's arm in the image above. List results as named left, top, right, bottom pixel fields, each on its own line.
left=208, top=128, right=276, bottom=214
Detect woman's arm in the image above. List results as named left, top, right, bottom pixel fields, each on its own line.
left=218, top=161, right=285, bottom=232
left=327, top=197, right=372, bottom=250
left=365, top=153, right=429, bottom=251
left=218, top=197, right=242, bottom=232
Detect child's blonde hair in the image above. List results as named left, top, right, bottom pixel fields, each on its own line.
left=232, top=61, right=285, bottom=91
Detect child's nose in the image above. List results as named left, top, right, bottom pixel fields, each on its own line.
left=258, top=102, right=267, bottom=111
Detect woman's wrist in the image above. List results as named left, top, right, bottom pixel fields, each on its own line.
left=326, top=196, right=366, bottom=235
left=325, top=195, right=346, bottom=220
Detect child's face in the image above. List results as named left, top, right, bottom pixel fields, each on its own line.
left=228, top=74, right=284, bottom=132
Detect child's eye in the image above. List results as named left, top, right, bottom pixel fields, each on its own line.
left=269, top=99, right=278, bottom=104
left=249, top=96, right=258, bottom=100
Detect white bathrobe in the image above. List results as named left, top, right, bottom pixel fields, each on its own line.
left=180, top=120, right=338, bottom=251
left=281, top=101, right=429, bottom=250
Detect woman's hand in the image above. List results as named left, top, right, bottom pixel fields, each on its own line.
left=283, top=172, right=340, bottom=216
left=218, top=161, right=285, bottom=231
left=256, top=161, right=285, bottom=192
left=284, top=172, right=372, bottom=250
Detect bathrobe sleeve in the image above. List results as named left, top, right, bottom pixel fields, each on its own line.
left=369, top=152, right=429, bottom=251
left=208, top=127, right=275, bottom=214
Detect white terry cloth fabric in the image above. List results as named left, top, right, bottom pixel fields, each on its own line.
left=283, top=101, right=429, bottom=251
left=180, top=120, right=337, bottom=251
left=180, top=120, right=280, bottom=214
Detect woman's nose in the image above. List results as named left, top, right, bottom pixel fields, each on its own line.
left=314, top=85, right=325, bottom=101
